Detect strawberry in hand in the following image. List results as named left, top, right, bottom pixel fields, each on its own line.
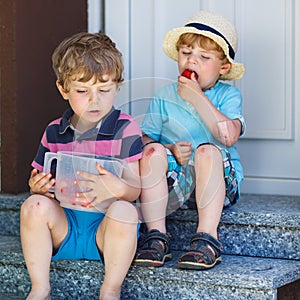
left=181, top=69, right=198, bottom=80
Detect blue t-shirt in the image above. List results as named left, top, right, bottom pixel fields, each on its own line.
left=141, top=81, right=245, bottom=184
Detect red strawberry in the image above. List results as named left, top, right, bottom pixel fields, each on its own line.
left=181, top=69, right=198, bottom=80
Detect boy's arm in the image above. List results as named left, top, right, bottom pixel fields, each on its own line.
left=114, top=160, right=141, bottom=201
left=178, top=77, right=242, bottom=147
left=216, top=118, right=242, bottom=147
left=194, top=94, right=241, bottom=147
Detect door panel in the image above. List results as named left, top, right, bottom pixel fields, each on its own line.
left=105, top=0, right=300, bottom=195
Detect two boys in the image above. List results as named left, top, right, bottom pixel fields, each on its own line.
left=21, top=10, right=245, bottom=299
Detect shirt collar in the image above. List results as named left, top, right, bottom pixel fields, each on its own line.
left=98, top=106, right=121, bottom=135
left=59, top=108, right=74, bottom=135
left=58, top=107, right=121, bottom=138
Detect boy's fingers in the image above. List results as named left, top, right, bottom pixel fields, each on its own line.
left=45, top=192, right=55, bottom=198
left=96, top=163, right=107, bottom=174
left=31, top=169, right=38, bottom=177
left=177, top=141, right=192, bottom=147
left=76, top=170, right=94, bottom=180
left=75, top=179, right=93, bottom=189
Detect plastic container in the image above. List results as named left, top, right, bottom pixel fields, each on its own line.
left=44, top=151, right=123, bottom=210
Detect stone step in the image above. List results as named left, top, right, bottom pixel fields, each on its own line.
left=1, top=193, right=300, bottom=260
left=0, top=293, right=24, bottom=300
left=167, top=193, right=300, bottom=260
left=0, top=193, right=26, bottom=236
left=0, top=236, right=299, bottom=300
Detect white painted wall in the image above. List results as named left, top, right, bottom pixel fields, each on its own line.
left=91, top=0, right=300, bottom=196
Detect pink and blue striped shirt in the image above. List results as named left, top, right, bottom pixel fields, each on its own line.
left=32, top=107, right=143, bottom=171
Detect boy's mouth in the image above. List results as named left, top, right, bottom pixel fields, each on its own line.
left=181, top=69, right=198, bottom=80
left=87, top=109, right=101, bottom=116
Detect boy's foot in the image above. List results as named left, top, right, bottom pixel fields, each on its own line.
left=178, top=232, right=222, bottom=270
left=134, top=229, right=172, bottom=267
left=100, top=287, right=120, bottom=300
left=26, top=290, right=51, bottom=300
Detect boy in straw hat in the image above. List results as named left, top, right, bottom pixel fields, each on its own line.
left=134, top=11, right=246, bottom=270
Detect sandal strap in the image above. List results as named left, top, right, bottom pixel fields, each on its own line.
left=140, top=229, right=171, bottom=254
left=190, top=232, right=222, bottom=257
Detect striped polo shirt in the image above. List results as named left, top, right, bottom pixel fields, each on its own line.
left=32, top=107, right=143, bottom=171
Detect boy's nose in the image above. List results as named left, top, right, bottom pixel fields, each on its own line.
left=188, top=54, right=198, bottom=64
left=89, top=92, right=100, bottom=103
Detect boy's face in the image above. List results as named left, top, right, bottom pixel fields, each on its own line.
left=57, top=75, right=119, bottom=131
left=177, top=43, right=231, bottom=90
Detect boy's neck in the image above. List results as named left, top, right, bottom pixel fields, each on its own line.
left=202, top=80, right=220, bottom=92
left=70, top=115, right=102, bottom=134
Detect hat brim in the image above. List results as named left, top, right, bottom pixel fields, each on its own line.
left=163, top=27, right=244, bottom=81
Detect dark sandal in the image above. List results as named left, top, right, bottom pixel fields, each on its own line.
left=178, top=232, right=222, bottom=270
left=134, top=229, right=172, bottom=267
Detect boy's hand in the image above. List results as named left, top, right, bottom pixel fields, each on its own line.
left=75, top=164, right=119, bottom=208
left=29, top=168, right=55, bottom=198
left=177, top=73, right=203, bottom=106
left=170, top=141, right=192, bottom=165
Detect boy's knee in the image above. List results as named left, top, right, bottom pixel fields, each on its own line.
left=21, top=194, right=52, bottom=219
left=141, top=143, right=168, bottom=174
left=106, top=200, right=138, bottom=224
left=142, top=143, right=166, bottom=160
left=195, top=144, right=222, bottom=162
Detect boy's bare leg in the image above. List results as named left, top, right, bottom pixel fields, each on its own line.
left=194, top=144, right=225, bottom=240
left=97, top=201, right=138, bottom=300
left=20, top=195, right=68, bottom=300
left=139, top=143, right=168, bottom=233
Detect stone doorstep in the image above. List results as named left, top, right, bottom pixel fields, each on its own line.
left=0, top=193, right=29, bottom=210
left=0, top=236, right=300, bottom=300
left=0, top=294, right=24, bottom=300
left=166, top=194, right=300, bottom=259
left=167, top=219, right=300, bottom=260
left=1, top=193, right=300, bottom=260
left=167, top=193, right=300, bottom=228
left=0, top=193, right=28, bottom=237
left=1, top=193, right=299, bottom=226
left=1, top=193, right=300, bottom=227
left=1, top=193, right=299, bottom=228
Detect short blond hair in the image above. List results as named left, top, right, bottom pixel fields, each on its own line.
left=176, top=33, right=228, bottom=62
left=52, top=32, right=124, bottom=91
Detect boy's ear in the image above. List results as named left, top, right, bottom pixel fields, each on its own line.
left=56, top=81, right=69, bottom=100
left=220, top=63, right=232, bottom=76
left=116, top=83, right=121, bottom=94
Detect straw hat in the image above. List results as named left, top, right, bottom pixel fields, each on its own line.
left=163, top=11, right=245, bottom=80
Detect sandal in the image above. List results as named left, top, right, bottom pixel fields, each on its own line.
left=134, top=229, right=172, bottom=267
left=178, top=232, right=222, bottom=270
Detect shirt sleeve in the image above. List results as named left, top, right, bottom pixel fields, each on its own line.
left=217, top=86, right=246, bottom=136
left=31, top=130, right=50, bottom=171
left=141, top=95, right=164, bottom=141
left=120, top=116, right=143, bottom=162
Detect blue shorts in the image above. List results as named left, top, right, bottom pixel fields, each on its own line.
left=52, top=208, right=140, bottom=264
left=166, top=144, right=240, bottom=212
left=52, top=209, right=105, bottom=263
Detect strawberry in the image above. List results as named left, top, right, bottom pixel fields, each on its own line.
left=181, top=69, right=198, bottom=80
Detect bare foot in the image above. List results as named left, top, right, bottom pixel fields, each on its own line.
left=99, top=287, right=120, bottom=300
left=26, top=289, right=51, bottom=300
